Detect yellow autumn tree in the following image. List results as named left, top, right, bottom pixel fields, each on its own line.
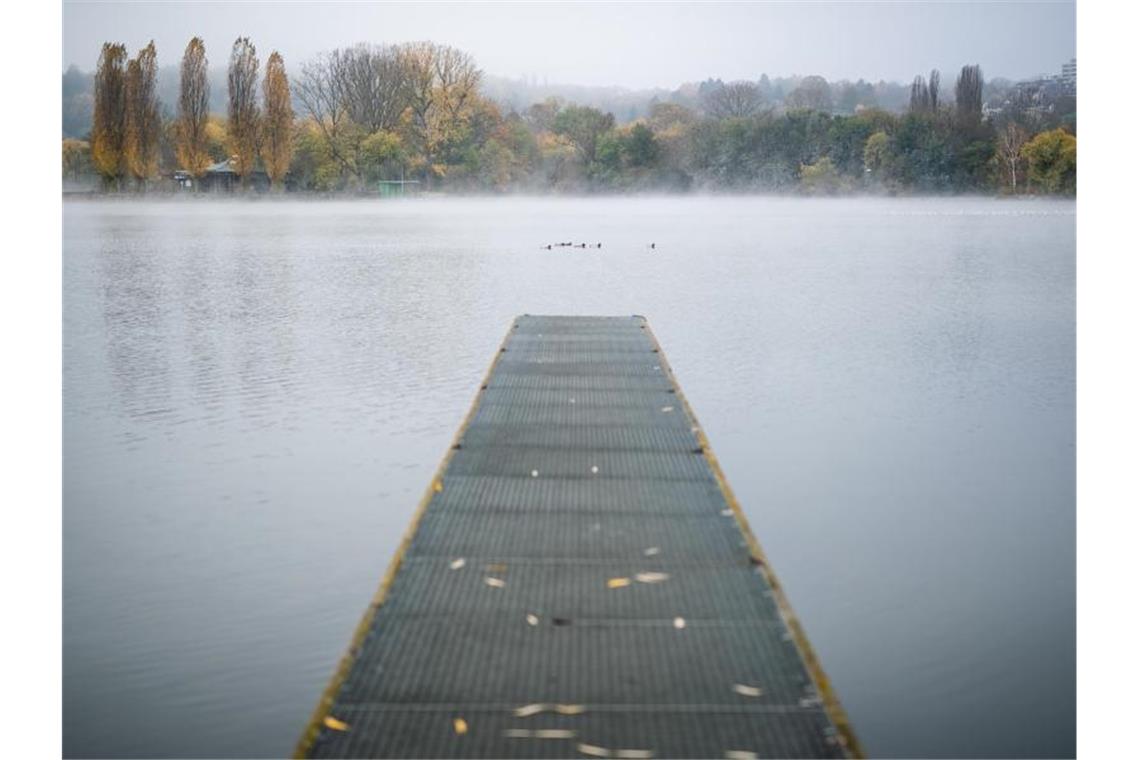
left=396, top=41, right=481, bottom=179
left=260, top=51, right=294, bottom=187
left=91, top=43, right=128, bottom=186
left=177, top=37, right=212, bottom=178
left=124, top=41, right=160, bottom=185
left=227, top=37, right=261, bottom=184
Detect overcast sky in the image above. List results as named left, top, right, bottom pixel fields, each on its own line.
left=63, top=1, right=1075, bottom=88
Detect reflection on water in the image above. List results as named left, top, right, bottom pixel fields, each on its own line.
left=63, top=197, right=1075, bottom=758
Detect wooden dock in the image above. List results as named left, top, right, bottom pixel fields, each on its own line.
left=296, top=315, right=860, bottom=759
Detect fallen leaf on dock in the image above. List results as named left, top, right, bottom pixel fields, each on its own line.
left=720, top=509, right=734, bottom=516
left=732, top=684, right=764, bottom=698
left=554, top=704, right=586, bottom=715
left=590, top=465, right=599, bottom=474
left=484, top=577, right=506, bottom=588
left=531, top=470, right=539, bottom=478
left=606, top=577, right=632, bottom=589
left=673, top=617, right=686, bottom=629
left=643, top=547, right=660, bottom=557
left=449, top=558, right=466, bottom=570
left=660, top=406, right=674, bottom=413
left=323, top=716, right=350, bottom=731
left=577, top=743, right=612, bottom=757
left=513, top=703, right=550, bottom=717
left=616, top=750, right=654, bottom=759
left=526, top=613, right=539, bottom=626
left=724, top=752, right=758, bottom=760
left=432, top=480, right=443, bottom=493
left=506, top=728, right=577, bottom=739
left=635, top=572, right=670, bottom=584
left=453, top=718, right=468, bottom=735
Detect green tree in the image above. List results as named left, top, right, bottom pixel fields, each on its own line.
left=624, top=123, right=661, bottom=168
left=552, top=105, right=615, bottom=166
left=1021, top=128, right=1076, bottom=194
left=863, top=130, right=892, bottom=181
left=800, top=156, right=846, bottom=194
left=359, top=130, right=405, bottom=184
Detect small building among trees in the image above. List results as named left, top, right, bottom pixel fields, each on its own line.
left=173, top=157, right=270, bottom=192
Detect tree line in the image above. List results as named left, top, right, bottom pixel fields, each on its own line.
left=67, top=39, right=1075, bottom=195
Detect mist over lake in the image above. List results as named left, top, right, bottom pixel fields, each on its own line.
left=63, top=196, right=1074, bottom=758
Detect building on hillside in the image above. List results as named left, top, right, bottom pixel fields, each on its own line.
left=1060, top=59, right=1076, bottom=92
left=984, top=58, right=1076, bottom=122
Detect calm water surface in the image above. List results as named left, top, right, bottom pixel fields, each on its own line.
left=63, top=197, right=1075, bottom=758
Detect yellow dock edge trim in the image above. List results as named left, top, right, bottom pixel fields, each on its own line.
left=291, top=318, right=520, bottom=759
left=640, top=318, right=865, bottom=760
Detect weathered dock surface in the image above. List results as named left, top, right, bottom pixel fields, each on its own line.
left=297, top=315, right=860, bottom=759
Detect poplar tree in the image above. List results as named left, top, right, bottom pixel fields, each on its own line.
left=909, top=75, right=931, bottom=113
left=929, top=69, right=941, bottom=111
left=124, top=41, right=160, bottom=185
left=228, top=37, right=261, bottom=184
left=177, top=37, right=211, bottom=178
left=92, top=43, right=128, bottom=186
left=955, top=64, right=984, bottom=124
left=260, top=51, right=294, bottom=187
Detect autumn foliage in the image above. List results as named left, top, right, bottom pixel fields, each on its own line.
left=124, top=41, right=160, bottom=182
left=227, top=38, right=261, bottom=182
left=176, top=38, right=212, bottom=177
left=92, top=43, right=128, bottom=183
left=260, top=52, right=294, bottom=187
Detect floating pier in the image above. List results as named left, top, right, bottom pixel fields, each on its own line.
left=296, top=315, right=860, bottom=759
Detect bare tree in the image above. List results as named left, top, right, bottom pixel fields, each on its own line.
left=703, top=81, right=764, bottom=119
left=296, top=52, right=360, bottom=179
left=785, top=75, right=832, bottom=112
left=333, top=44, right=407, bottom=133
left=261, top=51, right=294, bottom=188
left=909, top=75, right=931, bottom=113
left=124, top=41, right=160, bottom=185
left=227, top=37, right=261, bottom=184
left=177, top=37, right=211, bottom=178
left=92, top=42, right=128, bottom=186
left=996, top=121, right=1028, bottom=192
left=928, top=69, right=941, bottom=111
left=956, top=64, right=984, bottom=124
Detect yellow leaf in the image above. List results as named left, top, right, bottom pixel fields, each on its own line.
left=453, top=717, right=468, bottom=735
left=323, top=716, right=350, bottom=731
left=606, top=577, right=631, bottom=589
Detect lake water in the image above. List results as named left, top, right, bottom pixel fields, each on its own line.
left=63, top=196, right=1075, bottom=758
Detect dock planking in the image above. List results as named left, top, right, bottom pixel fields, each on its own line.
left=296, top=315, right=860, bottom=759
